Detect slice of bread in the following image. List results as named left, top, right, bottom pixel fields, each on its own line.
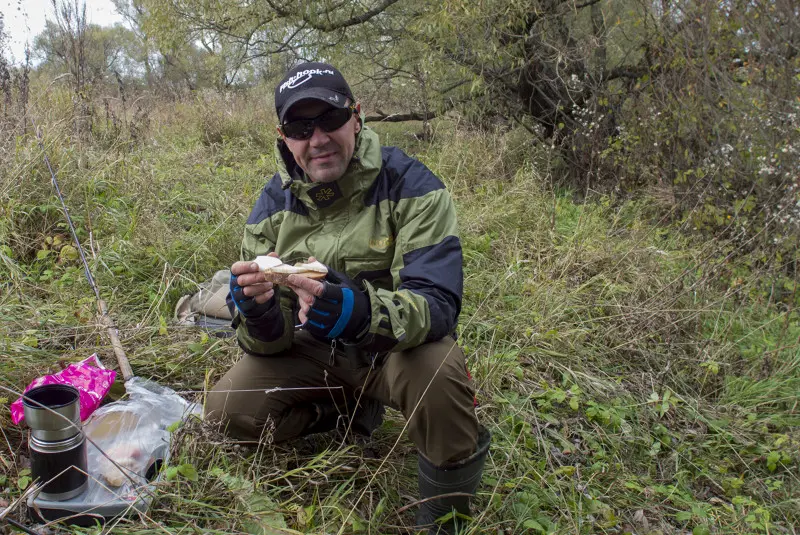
left=254, top=256, right=328, bottom=284
left=263, top=268, right=327, bottom=285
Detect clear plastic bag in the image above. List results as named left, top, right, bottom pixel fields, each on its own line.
left=28, top=378, right=202, bottom=522
left=81, top=378, right=201, bottom=499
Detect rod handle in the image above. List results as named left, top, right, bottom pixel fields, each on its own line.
left=97, top=300, right=133, bottom=381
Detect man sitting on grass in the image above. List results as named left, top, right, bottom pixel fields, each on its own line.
left=206, top=62, right=490, bottom=534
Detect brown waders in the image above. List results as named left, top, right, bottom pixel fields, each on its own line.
left=206, top=332, right=489, bottom=533
left=206, top=331, right=478, bottom=465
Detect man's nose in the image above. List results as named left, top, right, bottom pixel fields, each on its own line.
left=308, top=126, right=330, bottom=146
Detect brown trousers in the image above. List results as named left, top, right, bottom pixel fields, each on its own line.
left=206, top=332, right=478, bottom=465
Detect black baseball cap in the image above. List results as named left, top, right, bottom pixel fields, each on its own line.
left=274, top=62, right=355, bottom=124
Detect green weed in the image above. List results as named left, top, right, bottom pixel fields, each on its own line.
left=0, top=91, right=797, bottom=534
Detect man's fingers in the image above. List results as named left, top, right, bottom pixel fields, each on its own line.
left=231, top=261, right=261, bottom=276
left=253, top=289, right=275, bottom=304
left=268, top=252, right=280, bottom=258
left=236, top=272, right=269, bottom=287
left=292, top=285, right=316, bottom=305
left=287, top=274, right=324, bottom=297
left=241, top=282, right=273, bottom=297
left=291, top=284, right=314, bottom=323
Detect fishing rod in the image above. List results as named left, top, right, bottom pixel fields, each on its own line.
left=30, top=118, right=133, bottom=381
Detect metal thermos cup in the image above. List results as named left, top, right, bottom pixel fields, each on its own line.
left=23, top=384, right=88, bottom=501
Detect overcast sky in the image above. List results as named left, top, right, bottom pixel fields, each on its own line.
left=2, top=0, right=122, bottom=62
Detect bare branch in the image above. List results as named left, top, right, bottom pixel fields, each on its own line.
left=307, top=0, right=402, bottom=31
left=605, top=66, right=648, bottom=81
left=262, top=0, right=401, bottom=32
left=573, top=0, right=603, bottom=10
left=365, top=110, right=439, bottom=122
left=438, top=79, right=470, bottom=95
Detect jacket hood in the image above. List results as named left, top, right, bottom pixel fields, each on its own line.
left=274, top=115, right=382, bottom=210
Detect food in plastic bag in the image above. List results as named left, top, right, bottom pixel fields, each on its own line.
left=27, top=377, right=203, bottom=524
left=98, top=444, right=146, bottom=487
left=84, top=377, right=201, bottom=489
left=11, top=354, right=116, bottom=425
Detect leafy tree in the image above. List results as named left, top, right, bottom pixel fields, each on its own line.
left=607, top=1, right=799, bottom=256
left=1, top=12, right=31, bottom=138
left=35, top=21, right=138, bottom=85
left=111, top=0, right=158, bottom=85
left=134, top=0, right=646, bottom=144
left=1, top=13, right=11, bottom=115
left=52, top=0, right=798, bottom=257
left=139, top=0, right=410, bottom=89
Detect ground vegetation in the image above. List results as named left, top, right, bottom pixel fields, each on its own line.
left=0, top=1, right=798, bottom=534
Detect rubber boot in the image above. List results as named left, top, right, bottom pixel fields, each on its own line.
left=416, top=426, right=491, bottom=534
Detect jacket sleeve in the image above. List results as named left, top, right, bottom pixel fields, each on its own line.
left=355, top=178, right=463, bottom=354
left=232, top=178, right=294, bottom=356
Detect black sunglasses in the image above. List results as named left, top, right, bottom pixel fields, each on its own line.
left=281, top=104, right=357, bottom=140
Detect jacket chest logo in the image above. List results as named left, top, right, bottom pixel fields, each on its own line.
left=370, top=235, right=395, bottom=250
left=316, top=188, right=334, bottom=201
left=309, top=182, right=343, bottom=208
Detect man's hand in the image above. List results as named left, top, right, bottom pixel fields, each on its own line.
left=286, top=258, right=325, bottom=324
left=286, top=257, right=370, bottom=341
left=229, top=252, right=278, bottom=317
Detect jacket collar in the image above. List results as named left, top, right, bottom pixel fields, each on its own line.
left=274, top=122, right=382, bottom=210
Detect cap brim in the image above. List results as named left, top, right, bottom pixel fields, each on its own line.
left=279, top=88, right=349, bottom=124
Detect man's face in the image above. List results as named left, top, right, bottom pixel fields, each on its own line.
left=280, top=99, right=361, bottom=183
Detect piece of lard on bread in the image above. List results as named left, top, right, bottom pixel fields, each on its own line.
left=254, top=256, right=328, bottom=284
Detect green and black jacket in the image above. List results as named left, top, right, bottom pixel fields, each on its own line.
left=234, top=126, right=462, bottom=356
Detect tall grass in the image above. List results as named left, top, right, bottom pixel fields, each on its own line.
left=0, top=88, right=797, bottom=534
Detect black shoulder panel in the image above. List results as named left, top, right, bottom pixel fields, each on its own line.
left=365, top=147, right=445, bottom=207
left=246, top=173, right=308, bottom=225
left=399, top=235, right=463, bottom=341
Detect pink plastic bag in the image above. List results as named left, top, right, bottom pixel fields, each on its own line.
left=11, top=354, right=117, bottom=425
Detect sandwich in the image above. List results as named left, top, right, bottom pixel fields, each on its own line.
left=254, top=255, right=328, bottom=284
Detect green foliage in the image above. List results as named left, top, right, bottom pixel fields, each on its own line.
left=597, top=2, right=799, bottom=263
left=20, top=0, right=800, bottom=268
left=35, top=21, right=140, bottom=85
left=1, top=80, right=798, bottom=535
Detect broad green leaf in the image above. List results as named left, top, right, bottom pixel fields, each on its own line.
left=178, top=463, right=198, bottom=481
left=523, top=519, right=545, bottom=532
left=187, top=342, right=205, bottom=353
left=166, top=420, right=182, bottom=433
left=213, top=470, right=289, bottom=534
left=59, top=244, right=79, bottom=262
left=165, top=466, right=179, bottom=481
left=766, top=451, right=780, bottom=472
left=242, top=492, right=288, bottom=535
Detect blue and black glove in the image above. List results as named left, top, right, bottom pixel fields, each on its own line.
left=229, top=273, right=275, bottom=318
left=303, top=269, right=371, bottom=342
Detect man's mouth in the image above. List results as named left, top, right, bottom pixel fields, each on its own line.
left=311, top=152, right=336, bottom=163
